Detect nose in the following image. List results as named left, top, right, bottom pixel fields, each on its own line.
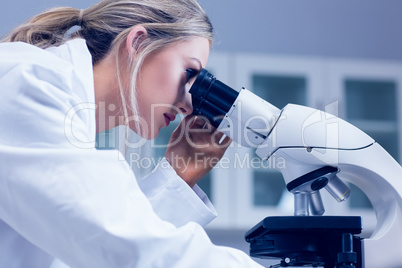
left=176, top=89, right=193, bottom=115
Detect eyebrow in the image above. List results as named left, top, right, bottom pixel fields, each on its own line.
left=190, top=57, right=203, bottom=70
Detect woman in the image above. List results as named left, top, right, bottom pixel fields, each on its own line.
left=0, top=0, right=262, bottom=267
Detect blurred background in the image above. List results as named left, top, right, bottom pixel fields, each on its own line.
left=2, top=1, right=402, bottom=266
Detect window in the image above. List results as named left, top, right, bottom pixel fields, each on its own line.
left=252, top=74, right=307, bottom=207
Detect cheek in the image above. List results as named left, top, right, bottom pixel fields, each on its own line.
left=137, top=54, right=183, bottom=118
left=146, top=56, right=182, bottom=99
left=137, top=75, right=177, bottom=114
left=155, top=70, right=181, bottom=98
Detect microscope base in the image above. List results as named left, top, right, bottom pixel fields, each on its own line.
left=245, top=216, right=362, bottom=268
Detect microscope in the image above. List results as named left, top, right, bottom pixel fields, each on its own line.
left=189, top=69, right=402, bottom=268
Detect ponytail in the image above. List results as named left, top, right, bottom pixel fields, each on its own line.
left=2, top=7, right=83, bottom=49
left=1, top=0, right=213, bottom=65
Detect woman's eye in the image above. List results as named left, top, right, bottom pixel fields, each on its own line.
left=186, top=68, right=198, bottom=83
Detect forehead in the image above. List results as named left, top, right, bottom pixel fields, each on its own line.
left=160, top=37, right=210, bottom=67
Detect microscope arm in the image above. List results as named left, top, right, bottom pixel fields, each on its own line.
left=253, top=103, right=375, bottom=183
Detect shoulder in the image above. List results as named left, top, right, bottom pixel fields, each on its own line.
left=0, top=41, right=72, bottom=72
left=0, top=43, right=72, bottom=100
left=0, top=39, right=94, bottom=101
left=0, top=40, right=96, bottom=148
left=0, top=39, right=90, bottom=68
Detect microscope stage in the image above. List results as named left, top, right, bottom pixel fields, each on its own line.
left=245, top=216, right=362, bottom=267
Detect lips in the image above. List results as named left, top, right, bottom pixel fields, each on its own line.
left=164, top=113, right=176, bottom=126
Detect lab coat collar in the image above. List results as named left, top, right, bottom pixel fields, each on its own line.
left=46, top=38, right=96, bottom=141
left=46, top=38, right=94, bottom=105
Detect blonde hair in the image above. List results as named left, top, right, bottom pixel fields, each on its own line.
left=2, top=0, right=213, bottom=138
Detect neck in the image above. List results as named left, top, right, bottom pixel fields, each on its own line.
left=93, top=52, right=125, bottom=133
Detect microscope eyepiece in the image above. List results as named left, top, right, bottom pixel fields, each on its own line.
left=189, top=69, right=239, bottom=128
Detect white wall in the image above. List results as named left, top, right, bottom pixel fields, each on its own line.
left=199, top=0, right=402, bottom=61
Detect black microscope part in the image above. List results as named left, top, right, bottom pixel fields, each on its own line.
left=189, top=69, right=239, bottom=128
left=245, top=216, right=362, bottom=268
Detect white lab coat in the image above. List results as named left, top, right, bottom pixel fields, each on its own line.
left=0, top=39, right=262, bottom=267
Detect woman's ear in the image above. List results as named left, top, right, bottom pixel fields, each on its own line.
left=126, top=25, right=148, bottom=55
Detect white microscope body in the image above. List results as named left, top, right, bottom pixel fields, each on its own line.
left=219, top=88, right=402, bottom=267
left=190, top=69, right=402, bottom=267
